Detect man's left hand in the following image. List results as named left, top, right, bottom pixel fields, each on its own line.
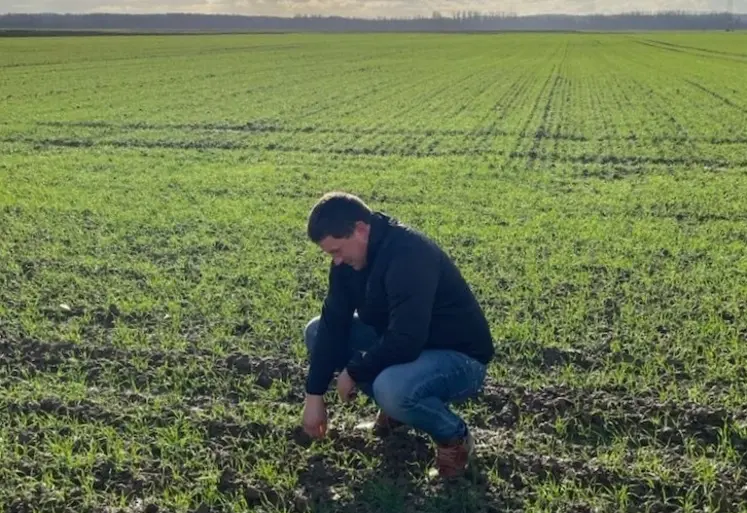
left=337, top=368, right=356, bottom=402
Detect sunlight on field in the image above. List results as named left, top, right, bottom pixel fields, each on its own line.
left=1, top=32, right=747, bottom=513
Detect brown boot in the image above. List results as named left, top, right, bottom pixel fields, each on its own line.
left=429, top=431, right=475, bottom=479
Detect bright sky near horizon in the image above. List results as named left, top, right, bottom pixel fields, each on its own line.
left=1, top=0, right=743, bottom=19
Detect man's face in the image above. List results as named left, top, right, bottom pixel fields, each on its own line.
left=318, top=222, right=370, bottom=270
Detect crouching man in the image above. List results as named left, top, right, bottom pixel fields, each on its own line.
left=301, top=191, right=494, bottom=478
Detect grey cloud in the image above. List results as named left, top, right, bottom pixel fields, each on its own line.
left=3, top=0, right=208, bottom=12
left=2, top=0, right=744, bottom=17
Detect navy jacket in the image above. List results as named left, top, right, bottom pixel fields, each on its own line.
left=305, top=212, right=494, bottom=395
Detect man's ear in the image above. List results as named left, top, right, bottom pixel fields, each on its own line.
left=354, top=221, right=370, bottom=238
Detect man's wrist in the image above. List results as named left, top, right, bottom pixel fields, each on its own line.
left=305, top=393, right=325, bottom=404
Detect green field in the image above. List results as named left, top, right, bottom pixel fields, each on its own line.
left=2, top=32, right=747, bottom=513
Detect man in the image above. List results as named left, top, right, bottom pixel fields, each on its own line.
left=301, top=191, right=494, bottom=478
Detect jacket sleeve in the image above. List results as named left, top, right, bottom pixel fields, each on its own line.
left=346, top=248, right=439, bottom=384
left=305, top=264, right=354, bottom=395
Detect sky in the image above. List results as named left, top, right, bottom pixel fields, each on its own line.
left=1, top=0, right=743, bottom=18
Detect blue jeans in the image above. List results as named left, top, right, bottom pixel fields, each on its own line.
left=304, top=314, right=487, bottom=444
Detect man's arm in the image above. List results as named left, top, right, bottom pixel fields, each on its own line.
left=345, top=248, right=439, bottom=384
left=305, top=263, right=355, bottom=396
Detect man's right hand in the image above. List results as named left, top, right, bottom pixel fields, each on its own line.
left=302, top=394, right=327, bottom=439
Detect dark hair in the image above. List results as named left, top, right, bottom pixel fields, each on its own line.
left=307, top=192, right=372, bottom=243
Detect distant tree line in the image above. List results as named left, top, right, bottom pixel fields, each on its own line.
left=0, top=12, right=744, bottom=33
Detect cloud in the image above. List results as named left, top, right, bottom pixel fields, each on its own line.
left=2, top=0, right=744, bottom=17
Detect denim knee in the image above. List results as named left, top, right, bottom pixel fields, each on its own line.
left=303, top=316, right=320, bottom=355
left=372, top=368, right=409, bottom=415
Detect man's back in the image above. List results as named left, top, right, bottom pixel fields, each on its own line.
left=341, top=212, right=495, bottom=383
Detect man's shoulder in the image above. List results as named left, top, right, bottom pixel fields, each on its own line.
left=378, top=221, right=443, bottom=272
left=384, top=218, right=442, bottom=255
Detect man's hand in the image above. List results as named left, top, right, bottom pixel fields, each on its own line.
left=302, top=394, right=327, bottom=439
left=337, top=368, right=357, bottom=402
